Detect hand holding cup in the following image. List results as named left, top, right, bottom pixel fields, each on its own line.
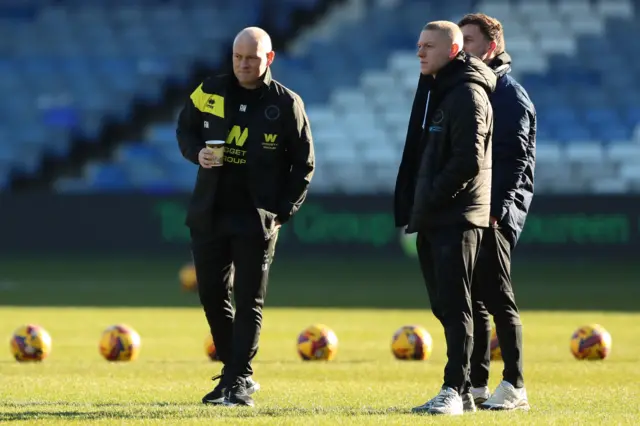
left=199, top=140, right=225, bottom=168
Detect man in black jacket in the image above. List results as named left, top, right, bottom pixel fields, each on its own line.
left=458, top=13, right=535, bottom=411
left=176, top=27, right=314, bottom=407
left=394, top=20, right=496, bottom=416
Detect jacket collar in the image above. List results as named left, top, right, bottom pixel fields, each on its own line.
left=228, top=67, right=273, bottom=97
left=262, top=66, right=273, bottom=86
left=488, top=51, right=512, bottom=78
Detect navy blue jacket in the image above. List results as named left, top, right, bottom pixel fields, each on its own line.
left=488, top=52, right=536, bottom=247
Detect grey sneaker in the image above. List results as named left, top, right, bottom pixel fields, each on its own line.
left=246, top=376, right=260, bottom=395
left=411, top=394, right=437, bottom=413
left=461, top=392, right=477, bottom=412
left=412, top=387, right=463, bottom=415
left=413, top=392, right=476, bottom=413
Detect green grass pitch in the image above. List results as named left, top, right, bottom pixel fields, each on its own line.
left=1, top=257, right=639, bottom=424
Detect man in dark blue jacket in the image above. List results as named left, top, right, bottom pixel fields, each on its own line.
left=458, top=13, right=536, bottom=411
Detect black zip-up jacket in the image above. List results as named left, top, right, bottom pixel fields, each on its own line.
left=394, top=52, right=497, bottom=233
left=176, top=68, right=315, bottom=237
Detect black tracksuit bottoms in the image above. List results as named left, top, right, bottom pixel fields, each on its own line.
left=416, top=225, right=483, bottom=396
left=470, top=226, right=524, bottom=389
left=190, top=215, right=278, bottom=382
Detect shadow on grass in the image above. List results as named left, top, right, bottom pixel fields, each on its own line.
left=0, top=404, right=411, bottom=421
left=257, top=359, right=376, bottom=364
left=2, top=257, right=640, bottom=311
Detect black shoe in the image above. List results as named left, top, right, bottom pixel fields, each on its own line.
left=202, top=372, right=227, bottom=405
left=226, top=378, right=255, bottom=407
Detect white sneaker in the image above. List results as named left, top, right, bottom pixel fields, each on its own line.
left=470, top=386, right=491, bottom=405
left=480, top=380, right=530, bottom=411
left=412, top=390, right=475, bottom=413
left=412, top=387, right=464, bottom=415
left=411, top=394, right=438, bottom=413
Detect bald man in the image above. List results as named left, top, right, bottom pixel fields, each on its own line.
left=394, top=21, right=496, bottom=415
left=177, top=27, right=314, bottom=407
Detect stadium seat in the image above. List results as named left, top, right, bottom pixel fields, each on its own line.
left=1, top=0, right=638, bottom=194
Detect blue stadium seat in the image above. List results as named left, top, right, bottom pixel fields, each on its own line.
left=624, top=107, right=640, bottom=128
left=583, top=108, right=621, bottom=127
left=546, top=106, right=581, bottom=127
left=115, top=143, right=161, bottom=164
left=147, top=124, right=176, bottom=144
left=589, top=125, right=630, bottom=142
left=0, top=138, right=16, bottom=165
left=535, top=126, right=554, bottom=140
left=553, top=124, right=594, bottom=143
left=85, top=163, right=130, bottom=190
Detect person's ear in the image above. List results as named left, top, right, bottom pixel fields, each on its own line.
left=487, top=40, right=497, bottom=57
left=266, top=51, right=275, bottom=66
left=450, top=43, right=461, bottom=59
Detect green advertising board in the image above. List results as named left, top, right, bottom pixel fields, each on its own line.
left=0, top=194, right=638, bottom=258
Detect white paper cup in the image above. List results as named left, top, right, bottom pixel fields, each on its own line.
left=205, top=140, right=225, bottom=167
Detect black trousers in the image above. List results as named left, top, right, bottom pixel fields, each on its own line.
left=190, top=213, right=278, bottom=381
left=470, top=226, right=524, bottom=389
left=416, top=225, right=483, bottom=395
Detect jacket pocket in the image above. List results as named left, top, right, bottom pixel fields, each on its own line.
left=256, top=208, right=279, bottom=239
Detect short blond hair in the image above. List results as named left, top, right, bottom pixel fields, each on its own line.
left=423, top=20, right=464, bottom=50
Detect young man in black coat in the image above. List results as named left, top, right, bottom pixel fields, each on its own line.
left=459, top=13, right=535, bottom=411
left=394, top=20, right=496, bottom=416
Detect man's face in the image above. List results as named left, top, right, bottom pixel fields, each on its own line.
left=232, top=39, right=274, bottom=87
left=460, top=24, right=494, bottom=62
left=417, top=30, right=456, bottom=76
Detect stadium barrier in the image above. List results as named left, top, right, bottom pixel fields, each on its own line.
left=0, top=193, right=638, bottom=258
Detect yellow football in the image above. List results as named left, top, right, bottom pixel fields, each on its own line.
left=204, top=334, right=221, bottom=361
left=570, top=324, right=612, bottom=360
left=391, top=325, right=433, bottom=360
left=490, top=327, right=502, bottom=361
left=297, top=324, right=338, bottom=361
left=10, top=324, right=52, bottom=362
left=179, top=263, right=198, bottom=292
left=99, top=324, right=141, bottom=362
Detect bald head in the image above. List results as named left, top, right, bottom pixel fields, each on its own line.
left=417, top=21, right=463, bottom=76
left=233, top=27, right=273, bottom=53
left=232, top=27, right=275, bottom=89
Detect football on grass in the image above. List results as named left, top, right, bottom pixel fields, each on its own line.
left=391, top=325, right=432, bottom=360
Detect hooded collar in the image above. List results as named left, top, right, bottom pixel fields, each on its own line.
left=432, top=51, right=497, bottom=96
left=488, top=51, right=512, bottom=78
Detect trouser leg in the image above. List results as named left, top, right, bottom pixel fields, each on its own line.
left=477, top=228, right=524, bottom=388
left=416, top=232, right=441, bottom=321
left=469, top=235, right=493, bottom=388
left=430, top=226, right=483, bottom=395
left=190, top=229, right=234, bottom=365
left=226, top=231, right=279, bottom=379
